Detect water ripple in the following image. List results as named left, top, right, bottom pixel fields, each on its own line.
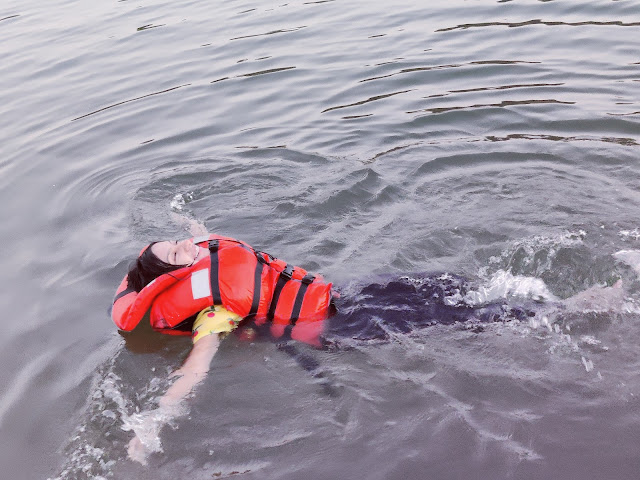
left=136, top=23, right=165, bottom=31
left=71, top=83, right=191, bottom=121
left=608, top=110, right=640, bottom=117
left=361, top=60, right=540, bottom=83
left=322, top=89, right=413, bottom=113
left=437, top=19, right=640, bottom=32
left=0, top=14, right=19, bottom=23
left=407, top=98, right=575, bottom=115
left=365, top=143, right=423, bottom=164
left=237, top=66, right=296, bottom=78
left=230, top=26, right=306, bottom=41
left=446, top=82, right=564, bottom=95
left=485, top=133, right=639, bottom=147
left=342, top=114, right=373, bottom=120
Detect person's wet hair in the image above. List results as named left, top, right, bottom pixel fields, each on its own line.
left=126, top=242, right=182, bottom=292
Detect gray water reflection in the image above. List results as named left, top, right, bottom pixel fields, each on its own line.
left=1, top=0, right=640, bottom=479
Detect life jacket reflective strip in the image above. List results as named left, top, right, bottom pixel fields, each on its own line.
left=112, top=234, right=332, bottom=347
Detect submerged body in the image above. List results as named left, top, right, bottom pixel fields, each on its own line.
left=326, top=274, right=535, bottom=343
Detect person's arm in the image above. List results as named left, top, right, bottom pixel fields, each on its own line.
left=127, top=334, right=221, bottom=464
left=159, top=334, right=220, bottom=407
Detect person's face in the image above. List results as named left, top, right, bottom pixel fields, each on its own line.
left=151, top=239, right=207, bottom=266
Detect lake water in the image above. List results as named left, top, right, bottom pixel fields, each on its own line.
left=1, top=0, right=640, bottom=478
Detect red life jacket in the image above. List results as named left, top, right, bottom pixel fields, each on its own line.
left=112, top=234, right=333, bottom=347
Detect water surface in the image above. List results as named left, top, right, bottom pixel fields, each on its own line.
left=1, top=0, right=639, bottom=479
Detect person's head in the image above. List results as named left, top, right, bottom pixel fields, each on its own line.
left=126, top=239, right=206, bottom=292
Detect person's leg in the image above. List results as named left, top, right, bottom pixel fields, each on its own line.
left=326, top=274, right=496, bottom=342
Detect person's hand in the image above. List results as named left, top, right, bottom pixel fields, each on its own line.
left=187, top=218, right=208, bottom=236
left=168, top=208, right=208, bottom=236
left=123, top=408, right=166, bottom=464
left=127, top=434, right=149, bottom=465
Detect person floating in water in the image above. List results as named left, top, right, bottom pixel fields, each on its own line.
left=115, top=226, right=630, bottom=464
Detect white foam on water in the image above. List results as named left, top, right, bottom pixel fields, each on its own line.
left=523, top=310, right=612, bottom=381
left=120, top=402, right=185, bottom=463
left=488, top=230, right=587, bottom=268
left=581, top=356, right=594, bottom=372
left=99, top=371, right=129, bottom=415
left=49, top=359, right=176, bottom=479
left=49, top=367, right=129, bottom=480
left=170, top=192, right=193, bottom=211
left=614, top=249, right=640, bottom=277
left=468, top=233, right=640, bottom=383
left=444, top=269, right=558, bottom=307
left=580, top=335, right=602, bottom=347
left=618, top=228, right=640, bottom=241
left=621, top=298, right=640, bottom=314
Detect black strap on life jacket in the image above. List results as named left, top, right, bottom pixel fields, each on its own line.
left=113, top=286, right=136, bottom=303
left=249, top=252, right=268, bottom=316
left=204, top=238, right=313, bottom=321
left=208, top=239, right=222, bottom=304
left=290, top=274, right=316, bottom=325
left=267, top=263, right=294, bottom=321
left=207, top=238, right=266, bottom=315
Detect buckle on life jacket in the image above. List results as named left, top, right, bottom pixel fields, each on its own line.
left=255, top=251, right=270, bottom=265
left=301, top=274, right=316, bottom=285
left=280, top=264, right=294, bottom=280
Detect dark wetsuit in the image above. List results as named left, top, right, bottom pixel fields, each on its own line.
left=324, top=274, right=535, bottom=343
